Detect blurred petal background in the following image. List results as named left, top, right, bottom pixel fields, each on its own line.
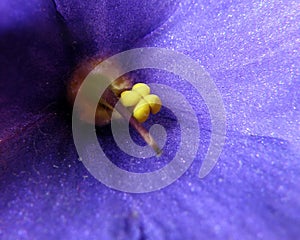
left=0, top=0, right=299, bottom=239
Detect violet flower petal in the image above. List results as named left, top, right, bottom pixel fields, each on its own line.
left=1, top=0, right=300, bottom=239
left=54, top=0, right=180, bottom=58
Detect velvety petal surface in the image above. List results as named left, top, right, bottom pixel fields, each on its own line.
left=54, top=0, right=180, bottom=58
left=1, top=0, right=300, bottom=239
left=0, top=0, right=72, bottom=142
left=135, top=0, right=300, bottom=148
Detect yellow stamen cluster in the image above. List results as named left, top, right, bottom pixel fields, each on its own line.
left=120, top=83, right=162, bottom=123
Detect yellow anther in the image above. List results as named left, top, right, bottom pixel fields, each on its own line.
left=132, top=83, right=150, bottom=97
left=120, top=90, right=141, bottom=107
left=120, top=83, right=162, bottom=123
left=133, top=99, right=150, bottom=123
left=144, top=94, right=162, bottom=114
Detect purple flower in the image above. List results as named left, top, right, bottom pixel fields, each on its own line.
left=1, top=0, right=299, bottom=239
